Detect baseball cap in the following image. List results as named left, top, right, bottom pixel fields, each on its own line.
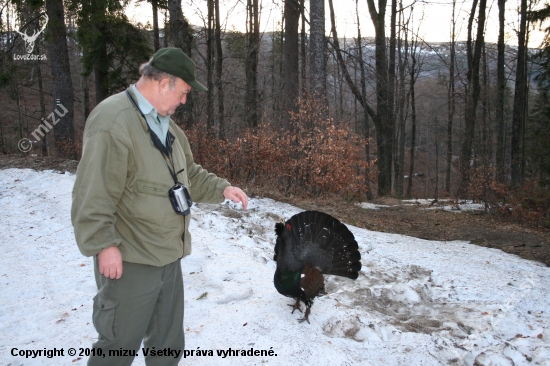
left=150, top=47, right=208, bottom=92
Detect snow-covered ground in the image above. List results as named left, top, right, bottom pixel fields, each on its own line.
left=1, top=168, right=549, bottom=366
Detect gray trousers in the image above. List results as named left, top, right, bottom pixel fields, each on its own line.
left=88, top=257, right=184, bottom=366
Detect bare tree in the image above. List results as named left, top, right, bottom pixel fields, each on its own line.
left=284, top=0, right=300, bottom=130
left=445, top=0, right=457, bottom=194
left=245, top=0, right=259, bottom=128
left=168, top=0, right=194, bottom=128
left=511, top=0, right=528, bottom=186
left=406, top=34, right=421, bottom=198
left=458, top=0, right=487, bottom=196
left=309, top=0, right=326, bottom=96
left=214, top=0, right=224, bottom=139
left=46, top=0, right=76, bottom=158
left=366, top=0, right=393, bottom=196
left=206, top=0, right=214, bottom=132
left=495, top=0, right=506, bottom=182
left=395, top=0, right=410, bottom=197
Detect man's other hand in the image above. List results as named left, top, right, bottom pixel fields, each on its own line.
left=223, top=186, right=248, bottom=210
left=98, top=246, right=123, bottom=279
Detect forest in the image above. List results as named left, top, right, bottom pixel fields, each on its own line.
left=0, top=0, right=549, bottom=228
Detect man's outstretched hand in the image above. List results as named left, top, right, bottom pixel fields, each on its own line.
left=223, top=186, right=248, bottom=210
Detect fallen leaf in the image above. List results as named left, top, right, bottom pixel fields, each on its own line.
left=62, top=312, right=69, bottom=317
left=537, top=334, right=543, bottom=339
left=72, top=358, right=82, bottom=362
left=197, top=292, right=208, bottom=300
left=482, top=312, right=489, bottom=315
left=56, top=319, right=65, bottom=324
left=79, top=264, right=86, bottom=267
left=243, top=322, right=248, bottom=326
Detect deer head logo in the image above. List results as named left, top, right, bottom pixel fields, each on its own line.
left=16, top=14, right=48, bottom=54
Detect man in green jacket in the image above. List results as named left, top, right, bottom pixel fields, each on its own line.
left=71, top=48, right=248, bottom=366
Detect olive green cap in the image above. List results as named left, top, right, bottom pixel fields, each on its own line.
left=150, top=47, right=207, bottom=91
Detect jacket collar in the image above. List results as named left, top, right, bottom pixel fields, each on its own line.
left=125, top=86, right=176, bottom=156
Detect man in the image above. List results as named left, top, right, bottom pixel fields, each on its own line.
left=71, top=48, right=248, bottom=366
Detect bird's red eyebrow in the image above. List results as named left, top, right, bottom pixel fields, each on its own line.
left=286, top=223, right=292, bottom=231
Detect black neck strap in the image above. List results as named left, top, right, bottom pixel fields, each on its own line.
left=125, top=89, right=184, bottom=184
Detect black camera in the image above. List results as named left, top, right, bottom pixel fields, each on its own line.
left=168, top=183, right=193, bottom=216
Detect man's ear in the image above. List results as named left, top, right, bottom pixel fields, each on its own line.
left=158, top=77, right=170, bottom=94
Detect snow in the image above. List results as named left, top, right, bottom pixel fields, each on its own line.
left=1, top=168, right=549, bottom=366
left=402, top=199, right=486, bottom=212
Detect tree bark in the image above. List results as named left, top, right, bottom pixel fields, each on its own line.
left=245, top=0, right=259, bottom=128
left=152, top=0, right=160, bottom=51
left=395, top=1, right=409, bottom=197
left=495, top=0, right=506, bottom=182
left=445, top=0, right=456, bottom=194
left=406, top=42, right=418, bottom=198
left=284, top=0, right=300, bottom=130
left=458, top=0, right=486, bottom=196
left=309, top=0, right=326, bottom=96
left=366, top=0, right=392, bottom=196
left=46, top=0, right=76, bottom=159
left=214, top=0, right=225, bottom=139
left=389, top=0, right=397, bottom=191
left=36, top=50, right=49, bottom=156
left=511, top=0, right=527, bottom=186
left=168, top=0, right=194, bottom=129
left=206, top=0, right=214, bottom=133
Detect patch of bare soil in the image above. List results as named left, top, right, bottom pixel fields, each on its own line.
left=0, top=154, right=79, bottom=173
left=2, top=154, right=549, bottom=267
left=286, top=198, right=550, bottom=267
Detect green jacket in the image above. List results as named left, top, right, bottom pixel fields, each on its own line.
left=71, top=89, right=230, bottom=267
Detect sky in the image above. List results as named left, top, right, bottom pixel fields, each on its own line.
left=0, top=167, right=549, bottom=365
left=126, top=0, right=546, bottom=48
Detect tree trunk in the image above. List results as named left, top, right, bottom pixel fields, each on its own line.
left=152, top=0, right=160, bottom=51
left=245, top=0, right=259, bottom=128
left=389, top=0, right=397, bottom=191
left=168, top=0, right=194, bottom=129
left=395, top=1, right=408, bottom=198
left=406, top=45, right=418, bottom=198
left=36, top=51, right=49, bottom=156
left=366, top=0, right=392, bottom=196
left=495, top=0, right=506, bottom=182
left=458, top=0, right=486, bottom=196
left=206, top=0, right=214, bottom=133
left=284, top=0, right=300, bottom=130
left=214, top=0, right=225, bottom=139
left=309, top=0, right=326, bottom=96
left=46, top=0, right=76, bottom=159
left=511, top=0, right=527, bottom=186
left=300, top=0, right=307, bottom=96
left=445, top=0, right=456, bottom=194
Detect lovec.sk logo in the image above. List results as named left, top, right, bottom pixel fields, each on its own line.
left=13, top=13, right=48, bottom=61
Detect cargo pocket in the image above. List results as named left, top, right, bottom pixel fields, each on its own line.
left=92, top=295, right=119, bottom=342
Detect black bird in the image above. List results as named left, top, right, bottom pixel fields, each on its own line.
left=273, top=211, right=362, bottom=323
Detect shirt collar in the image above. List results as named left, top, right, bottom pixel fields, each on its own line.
left=131, top=84, right=155, bottom=116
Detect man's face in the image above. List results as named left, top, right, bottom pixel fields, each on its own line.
left=158, top=77, right=192, bottom=116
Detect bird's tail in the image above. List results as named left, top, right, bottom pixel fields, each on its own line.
left=285, top=211, right=362, bottom=279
